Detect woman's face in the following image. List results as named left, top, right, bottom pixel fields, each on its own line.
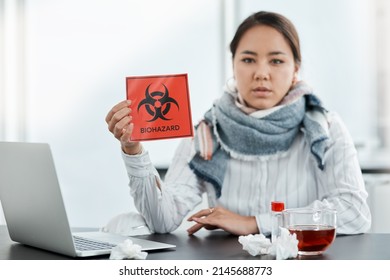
left=233, top=25, right=299, bottom=110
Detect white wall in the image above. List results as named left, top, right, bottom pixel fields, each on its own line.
left=0, top=0, right=381, bottom=228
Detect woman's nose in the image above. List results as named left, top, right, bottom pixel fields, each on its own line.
left=254, top=64, right=270, bottom=81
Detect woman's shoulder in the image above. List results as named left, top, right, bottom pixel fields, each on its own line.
left=326, top=111, right=350, bottom=133
left=325, top=111, right=355, bottom=144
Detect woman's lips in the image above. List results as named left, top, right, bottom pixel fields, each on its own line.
left=252, top=87, right=272, bottom=97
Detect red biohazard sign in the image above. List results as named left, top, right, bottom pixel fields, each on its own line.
left=126, top=73, right=193, bottom=141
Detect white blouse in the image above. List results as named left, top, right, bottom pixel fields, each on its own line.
left=122, top=112, right=371, bottom=235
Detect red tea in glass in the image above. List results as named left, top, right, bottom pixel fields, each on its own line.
left=288, top=224, right=336, bottom=255
left=282, top=208, right=337, bottom=255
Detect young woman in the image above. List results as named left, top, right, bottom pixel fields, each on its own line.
left=105, top=11, right=371, bottom=236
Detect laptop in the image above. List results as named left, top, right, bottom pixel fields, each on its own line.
left=0, top=142, right=176, bottom=257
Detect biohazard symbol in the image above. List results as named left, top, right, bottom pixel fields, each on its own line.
left=137, top=83, right=179, bottom=122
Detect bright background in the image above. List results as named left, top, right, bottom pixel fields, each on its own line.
left=1, top=0, right=390, bottom=231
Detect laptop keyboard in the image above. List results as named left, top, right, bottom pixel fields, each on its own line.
left=73, top=235, right=116, bottom=251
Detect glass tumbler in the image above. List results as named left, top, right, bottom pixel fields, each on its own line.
left=282, top=208, right=337, bottom=255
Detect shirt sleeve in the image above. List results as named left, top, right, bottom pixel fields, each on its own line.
left=122, top=138, right=204, bottom=233
left=311, top=112, right=371, bottom=234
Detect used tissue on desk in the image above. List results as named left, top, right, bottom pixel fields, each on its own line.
left=269, top=228, right=299, bottom=260
left=109, top=239, right=148, bottom=260
left=238, top=234, right=272, bottom=256
left=238, top=228, right=298, bottom=260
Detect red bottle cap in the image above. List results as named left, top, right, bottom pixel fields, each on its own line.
left=271, top=201, right=285, bottom=212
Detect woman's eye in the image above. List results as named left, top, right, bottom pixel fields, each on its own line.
left=271, top=59, right=283, bottom=64
left=242, top=58, right=255, bottom=63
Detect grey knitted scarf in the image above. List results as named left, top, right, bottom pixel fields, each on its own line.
left=189, top=82, right=330, bottom=198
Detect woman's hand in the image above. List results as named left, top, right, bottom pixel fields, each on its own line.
left=186, top=206, right=259, bottom=236
left=105, top=100, right=142, bottom=155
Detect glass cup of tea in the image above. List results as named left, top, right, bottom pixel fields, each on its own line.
left=282, top=208, right=337, bottom=255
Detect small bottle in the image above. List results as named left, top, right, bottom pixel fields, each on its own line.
left=271, top=201, right=285, bottom=243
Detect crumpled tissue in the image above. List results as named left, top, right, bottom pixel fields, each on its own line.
left=238, top=234, right=272, bottom=256
left=109, top=239, right=148, bottom=260
left=238, top=228, right=298, bottom=260
left=269, top=227, right=299, bottom=260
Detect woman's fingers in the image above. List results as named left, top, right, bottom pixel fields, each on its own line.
left=187, top=207, right=258, bottom=236
left=187, top=207, right=219, bottom=235
left=109, top=108, right=132, bottom=134
left=187, top=207, right=216, bottom=221
left=112, top=114, right=132, bottom=139
left=106, top=101, right=132, bottom=133
left=120, top=123, right=134, bottom=142
left=187, top=223, right=204, bottom=235
left=106, top=100, right=141, bottom=153
left=106, top=100, right=131, bottom=124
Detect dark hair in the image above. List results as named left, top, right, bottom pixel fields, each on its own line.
left=229, top=11, right=301, bottom=67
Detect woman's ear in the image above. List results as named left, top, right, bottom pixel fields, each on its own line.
left=292, top=73, right=298, bottom=85
left=292, top=65, right=300, bottom=85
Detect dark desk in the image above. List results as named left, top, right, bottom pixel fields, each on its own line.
left=1, top=225, right=389, bottom=260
